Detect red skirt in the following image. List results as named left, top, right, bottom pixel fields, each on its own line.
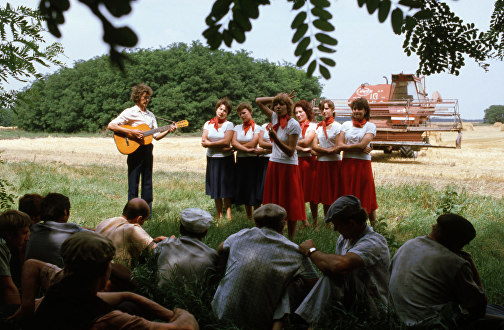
left=298, top=156, right=318, bottom=203
left=263, top=161, right=306, bottom=221
left=315, top=161, right=341, bottom=206
left=340, top=158, right=378, bottom=213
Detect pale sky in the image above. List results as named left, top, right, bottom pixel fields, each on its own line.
left=7, top=0, right=504, bottom=119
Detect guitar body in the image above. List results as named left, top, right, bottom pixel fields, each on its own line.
left=113, top=124, right=153, bottom=155
left=113, top=120, right=188, bottom=155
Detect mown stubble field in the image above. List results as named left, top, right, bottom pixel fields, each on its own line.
left=1, top=125, right=503, bottom=198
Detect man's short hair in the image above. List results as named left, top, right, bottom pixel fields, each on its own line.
left=19, top=193, right=43, bottom=219
left=40, top=193, right=70, bottom=222
left=253, top=204, right=287, bottom=232
left=62, top=231, right=115, bottom=279
left=122, top=198, right=150, bottom=220
left=0, top=210, right=31, bottom=238
left=325, top=195, right=368, bottom=225
left=433, top=213, right=476, bottom=248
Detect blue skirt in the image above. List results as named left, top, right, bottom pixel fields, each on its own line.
left=234, top=156, right=261, bottom=206
left=205, top=155, right=235, bottom=199
left=256, top=157, right=269, bottom=203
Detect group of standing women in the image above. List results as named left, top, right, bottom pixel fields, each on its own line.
left=202, top=93, right=378, bottom=240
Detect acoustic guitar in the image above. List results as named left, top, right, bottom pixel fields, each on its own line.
left=113, top=120, right=189, bottom=155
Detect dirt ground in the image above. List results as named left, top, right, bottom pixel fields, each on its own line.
left=1, top=126, right=503, bottom=198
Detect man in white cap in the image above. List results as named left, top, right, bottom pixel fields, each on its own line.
left=156, top=208, right=218, bottom=287
left=212, top=204, right=318, bottom=330
left=295, top=195, right=390, bottom=325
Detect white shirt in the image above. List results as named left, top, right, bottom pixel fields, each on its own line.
left=298, top=122, right=317, bottom=158
left=234, top=123, right=261, bottom=157
left=315, top=122, right=341, bottom=161
left=269, top=112, right=301, bottom=165
left=203, top=121, right=235, bottom=158
left=260, top=123, right=271, bottom=159
left=110, top=105, right=159, bottom=137
left=341, top=121, right=376, bottom=161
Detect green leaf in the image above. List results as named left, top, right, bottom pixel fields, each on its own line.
left=291, top=11, right=307, bottom=29
left=292, top=0, right=306, bottom=10
left=239, top=0, right=260, bottom=19
left=319, top=64, right=331, bottom=79
left=398, top=0, right=423, bottom=9
left=210, top=0, right=232, bottom=20
left=107, top=26, right=138, bottom=47
left=233, top=9, right=252, bottom=31
left=229, top=21, right=245, bottom=43
left=307, top=59, right=317, bottom=77
left=296, top=48, right=313, bottom=66
left=315, top=33, right=337, bottom=46
left=378, top=0, right=391, bottom=23
left=223, top=30, right=233, bottom=47
left=317, top=44, right=337, bottom=53
left=104, top=0, right=132, bottom=17
left=366, top=0, right=379, bottom=15
left=391, top=8, right=404, bottom=35
left=294, top=36, right=311, bottom=56
left=413, top=9, right=433, bottom=20
left=320, top=57, right=336, bottom=66
left=311, top=7, right=332, bottom=20
left=292, top=23, right=308, bottom=43
left=404, top=15, right=416, bottom=30
left=310, top=0, right=330, bottom=8
left=357, top=0, right=366, bottom=8
left=313, top=19, right=335, bottom=32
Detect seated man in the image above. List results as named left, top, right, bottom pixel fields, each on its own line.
left=95, top=198, right=165, bottom=267
left=156, top=208, right=218, bottom=286
left=0, top=210, right=31, bottom=316
left=18, top=193, right=43, bottom=225
left=389, top=213, right=504, bottom=328
left=32, top=231, right=198, bottom=329
left=212, top=204, right=318, bottom=329
left=295, top=195, right=390, bottom=325
left=25, top=193, right=87, bottom=267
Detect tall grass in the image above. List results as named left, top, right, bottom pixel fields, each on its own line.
left=1, top=160, right=503, bottom=328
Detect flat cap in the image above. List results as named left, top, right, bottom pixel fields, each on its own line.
left=62, top=231, right=115, bottom=266
left=253, top=204, right=287, bottom=221
left=325, top=195, right=363, bottom=223
left=180, top=208, right=213, bottom=234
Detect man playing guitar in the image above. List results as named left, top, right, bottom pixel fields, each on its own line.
left=108, top=83, right=176, bottom=212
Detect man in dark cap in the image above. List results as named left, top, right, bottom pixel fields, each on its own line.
left=33, top=231, right=198, bottom=329
left=295, top=195, right=390, bottom=325
left=389, top=213, right=504, bottom=328
left=212, top=204, right=318, bottom=329
left=156, top=208, right=218, bottom=286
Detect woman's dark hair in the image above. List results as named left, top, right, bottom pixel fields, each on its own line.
left=216, top=97, right=232, bottom=114
left=350, top=97, right=371, bottom=120
left=272, top=93, right=294, bottom=116
left=236, top=102, right=253, bottom=115
left=293, top=100, right=314, bottom=121
left=130, top=83, right=153, bottom=104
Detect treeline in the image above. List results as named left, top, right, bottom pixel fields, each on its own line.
left=13, top=41, right=322, bottom=132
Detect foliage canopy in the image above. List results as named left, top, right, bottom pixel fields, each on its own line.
left=483, top=105, right=504, bottom=124
left=34, top=0, right=504, bottom=78
left=13, top=42, right=322, bottom=133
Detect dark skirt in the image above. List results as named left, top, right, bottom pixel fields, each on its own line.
left=234, top=156, right=261, bottom=206
left=340, top=158, right=377, bottom=213
left=256, top=157, right=270, bottom=203
left=263, top=161, right=306, bottom=221
left=205, top=155, right=235, bottom=199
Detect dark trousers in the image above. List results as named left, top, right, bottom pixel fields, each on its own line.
left=127, top=144, right=153, bottom=205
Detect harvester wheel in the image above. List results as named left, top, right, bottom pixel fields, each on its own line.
left=399, top=146, right=417, bottom=158
left=384, top=149, right=393, bottom=154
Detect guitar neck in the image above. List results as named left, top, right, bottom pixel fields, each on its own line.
left=144, top=125, right=173, bottom=137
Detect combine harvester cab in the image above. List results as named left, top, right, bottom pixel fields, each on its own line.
left=331, top=73, right=463, bottom=158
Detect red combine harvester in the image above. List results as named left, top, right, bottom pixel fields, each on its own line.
left=326, top=73, right=462, bottom=157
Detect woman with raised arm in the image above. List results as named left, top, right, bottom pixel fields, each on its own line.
left=232, top=102, right=262, bottom=219
left=311, top=99, right=342, bottom=217
left=256, top=93, right=305, bottom=240
left=294, top=100, right=319, bottom=227
left=337, top=97, right=377, bottom=223
left=201, top=97, right=235, bottom=220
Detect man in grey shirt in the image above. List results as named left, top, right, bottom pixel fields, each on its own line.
left=156, top=208, right=218, bottom=286
left=389, top=213, right=504, bottom=328
left=212, top=204, right=318, bottom=329
left=295, top=195, right=390, bottom=325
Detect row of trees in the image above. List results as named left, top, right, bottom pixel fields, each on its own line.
left=13, top=42, right=322, bottom=132
left=484, top=105, right=504, bottom=124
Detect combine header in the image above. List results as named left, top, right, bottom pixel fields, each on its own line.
left=326, top=73, right=462, bottom=157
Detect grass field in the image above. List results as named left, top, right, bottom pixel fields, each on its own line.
left=1, top=125, right=503, bottom=328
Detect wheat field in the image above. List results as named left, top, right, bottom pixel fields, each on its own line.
left=1, top=125, right=503, bottom=198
